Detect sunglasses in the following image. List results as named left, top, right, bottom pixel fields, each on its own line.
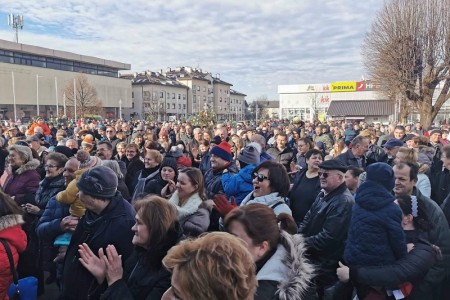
left=318, top=171, right=330, bottom=178
left=252, top=172, right=269, bottom=182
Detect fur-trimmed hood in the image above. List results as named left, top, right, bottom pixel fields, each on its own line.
left=257, top=231, right=314, bottom=300
left=13, top=158, right=40, bottom=175
left=0, top=214, right=24, bottom=231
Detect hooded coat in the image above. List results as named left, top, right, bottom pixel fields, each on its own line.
left=344, top=180, right=407, bottom=267
left=221, top=164, right=256, bottom=205
left=240, top=192, right=292, bottom=216
left=0, top=215, right=27, bottom=300
left=255, top=231, right=314, bottom=300
left=2, top=159, right=41, bottom=205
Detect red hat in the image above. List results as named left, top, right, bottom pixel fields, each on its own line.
left=210, top=141, right=233, bottom=162
left=177, top=156, right=192, bottom=169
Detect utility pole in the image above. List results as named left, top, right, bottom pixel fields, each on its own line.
left=8, top=14, right=24, bottom=43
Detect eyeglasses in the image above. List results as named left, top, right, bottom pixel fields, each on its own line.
left=252, top=173, right=269, bottom=182
left=106, top=130, right=114, bottom=133
left=44, top=164, right=58, bottom=169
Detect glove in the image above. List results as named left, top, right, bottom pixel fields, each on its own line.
left=213, top=195, right=237, bottom=217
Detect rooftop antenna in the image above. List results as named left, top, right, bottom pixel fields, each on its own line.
left=8, top=14, right=24, bottom=43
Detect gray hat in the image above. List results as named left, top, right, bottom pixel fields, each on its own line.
left=168, top=146, right=183, bottom=158
left=77, top=166, right=118, bottom=198
left=238, top=145, right=260, bottom=166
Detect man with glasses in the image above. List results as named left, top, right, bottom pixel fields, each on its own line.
left=104, top=126, right=120, bottom=154
left=298, top=159, right=354, bottom=299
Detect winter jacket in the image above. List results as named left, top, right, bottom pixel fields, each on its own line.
left=131, top=167, right=159, bottom=203
left=442, top=193, right=450, bottom=228
left=124, top=157, right=144, bottom=196
left=204, top=163, right=238, bottom=199
left=199, top=153, right=211, bottom=175
left=266, top=147, right=294, bottom=171
left=345, top=180, right=407, bottom=267
left=56, top=168, right=88, bottom=217
left=260, top=151, right=275, bottom=163
left=222, top=164, right=256, bottom=205
left=2, top=159, right=41, bottom=205
left=35, top=174, right=65, bottom=216
left=0, top=215, right=27, bottom=300
left=298, top=183, right=354, bottom=286
left=412, top=190, right=450, bottom=295
left=143, top=176, right=167, bottom=197
left=62, top=192, right=135, bottom=300
left=313, top=133, right=333, bottom=153
left=27, top=122, right=51, bottom=136
left=168, top=191, right=209, bottom=237
left=334, top=150, right=366, bottom=170
left=350, top=232, right=437, bottom=300
left=255, top=231, right=314, bottom=300
left=240, top=192, right=292, bottom=216
left=100, top=225, right=183, bottom=300
left=344, top=128, right=358, bottom=145
left=365, top=143, right=388, bottom=167
left=36, top=196, right=70, bottom=272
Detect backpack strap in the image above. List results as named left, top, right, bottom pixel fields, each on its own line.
left=0, top=238, right=19, bottom=286
left=270, top=201, right=286, bottom=210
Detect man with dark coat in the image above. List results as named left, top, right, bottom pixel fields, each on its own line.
left=393, top=162, right=450, bottom=299
left=298, top=159, right=354, bottom=299
left=335, top=136, right=369, bottom=170
left=61, top=166, right=135, bottom=300
left=267, top=132, right=294, bottom=171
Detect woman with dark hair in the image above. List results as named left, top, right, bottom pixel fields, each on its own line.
left=168, top=167, right=210, bottom=237
left=124, top=144, right=144, bottom=196
left=337, top=194, right=440, bottom=300
left=0, top=190, right=27, bottom=300
left=225, top=203, right=314, bottom=300
left=78, top=195, right=183, bottom=299
left=238, top=160, right=292, bottom=216
left=289, top=149, right=323, bottom=225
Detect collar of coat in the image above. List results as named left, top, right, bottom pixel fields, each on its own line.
left=14, top=158, right=40, bottom=175
left=168, top=190, right=203, bottom=220
left=257, top=231, right=315, bottom=300
left=0, top=214, right=24, bottom=231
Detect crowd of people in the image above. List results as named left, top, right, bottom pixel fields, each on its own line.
left=0, top=115, right=449, bottom=300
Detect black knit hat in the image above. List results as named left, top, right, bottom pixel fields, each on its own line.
left=160, top=156, right=178, bottom=178
left=77, top=166, right=118, bottom=198
left=54, top=145, right=74, bottom=158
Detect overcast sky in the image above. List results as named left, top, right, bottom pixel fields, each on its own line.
left=0, top=0, right=384, bottom=101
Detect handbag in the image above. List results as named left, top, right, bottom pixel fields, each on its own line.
left=0, top=239, right=38, bottom=300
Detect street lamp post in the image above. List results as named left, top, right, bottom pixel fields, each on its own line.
left=11, top=72, right=17, bottom=122
left=119, top=99, right=122, bottom=120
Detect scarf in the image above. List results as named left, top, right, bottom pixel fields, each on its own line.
left=168, top=190, right=203, bottom=222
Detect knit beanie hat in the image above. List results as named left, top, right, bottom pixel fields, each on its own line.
left=81, top=137, right=93, bottom=148
left=160, top=156, right=178, bottom=178
left=168, top=146, right=183, bottom=158
left=77, top=166, right=118, bottom=198
left=76, top=150, right=102, bottom=169
left=365, top=162, right=395, bottom=192
left=210, top=141, right=233, bottom=162
left=238, top=145, right=260, bottom=166
left=177, top=156, right=192, bottom=169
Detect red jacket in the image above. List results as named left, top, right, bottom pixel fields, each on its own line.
left=0, top=216, right=27, bottom=300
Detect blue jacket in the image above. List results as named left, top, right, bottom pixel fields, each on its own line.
left=222, top=164, right=256, bottom=205
left=344, top=180, right=407, bottom=267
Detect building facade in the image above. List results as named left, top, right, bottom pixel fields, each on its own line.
left=278, top=81, right=394, bottom=123
left=230, top=89, right=246, bottom=121
left=121, top=71, right=189, bottom=121
left=0, top=39, right=131, bottom=121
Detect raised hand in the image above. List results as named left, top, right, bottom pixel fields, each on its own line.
left=78, top=243, right=106, bottom=284
left=101, top=244, right=124, bottom=286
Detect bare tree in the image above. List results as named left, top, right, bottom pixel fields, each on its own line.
left=64, top=74, right=103, bottom=118
left=363, top=0, right=450, bottom=127
left=142, top=90, right=159, bottom=121
left=249, top=95, right=269, bottom=123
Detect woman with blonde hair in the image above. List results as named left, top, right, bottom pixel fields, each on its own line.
left=161, top=232, right=257, bottom=300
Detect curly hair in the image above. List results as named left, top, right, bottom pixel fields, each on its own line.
left=162, top=232, right=256, bottom=300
